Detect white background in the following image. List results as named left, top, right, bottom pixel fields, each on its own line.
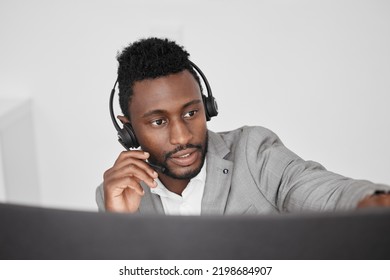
left=0, top=0, right=389, bottom=211
left=1, top=260, right=389, bottom=279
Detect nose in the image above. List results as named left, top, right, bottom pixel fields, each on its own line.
left=169, top=119, right=193, bottom=146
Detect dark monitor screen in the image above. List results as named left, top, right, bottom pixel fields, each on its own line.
left=1, top=203, right=389, bottom=259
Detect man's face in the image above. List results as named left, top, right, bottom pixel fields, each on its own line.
left=128, top=70, right=208, bottom=180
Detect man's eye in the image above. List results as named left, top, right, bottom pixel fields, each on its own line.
left=151, top=119, right=166, bottom=126
left=184, top=110, right=198, bottom=118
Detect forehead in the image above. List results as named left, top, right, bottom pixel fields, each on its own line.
left=129, top=70, right=202, bottom=118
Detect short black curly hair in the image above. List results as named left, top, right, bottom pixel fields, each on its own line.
left=116, top=37, right=202, bottom=119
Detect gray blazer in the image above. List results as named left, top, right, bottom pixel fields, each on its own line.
left=96, top=126, right=389, bottom=215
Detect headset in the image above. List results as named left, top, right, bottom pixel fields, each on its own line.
left=109, top=60, right=218, bottom=150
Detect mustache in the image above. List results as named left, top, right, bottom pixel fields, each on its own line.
left=164, top=144, right=203, bottom=160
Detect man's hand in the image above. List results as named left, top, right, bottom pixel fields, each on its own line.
left=103, top=151, right=158, bottom=213
left=357, top=192, right=390, bottom=208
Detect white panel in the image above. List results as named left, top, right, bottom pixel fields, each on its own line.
left=0, top=137, right=6, bottom=202
left=0, top=99, right=40, bottom=205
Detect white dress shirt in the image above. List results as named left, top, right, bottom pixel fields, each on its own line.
left=150, top=160, right=206, bottom=215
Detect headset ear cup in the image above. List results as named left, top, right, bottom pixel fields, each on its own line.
left=207, top=96, right=218, bottom=118
left=202, top=94, right=218, bottom=121
left=118, top=123, right=140, bottom=149
left=202, top=95, right=210, bottom=121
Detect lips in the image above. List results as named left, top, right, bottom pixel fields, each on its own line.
left=169, top=148, right=199, bottom=167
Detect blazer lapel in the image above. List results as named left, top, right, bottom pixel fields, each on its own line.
left=138, top=182, right=165, bottom=215
left=201, top=131, right=233, bottom=215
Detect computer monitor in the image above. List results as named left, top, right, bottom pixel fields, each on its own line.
left=1, top=203, right=389, bottom=259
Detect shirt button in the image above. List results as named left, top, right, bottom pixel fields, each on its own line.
left=223, top=169, right=229, bottom=174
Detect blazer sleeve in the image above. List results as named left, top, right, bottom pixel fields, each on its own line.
left=95, top=183, right=106, bottom=212
left=245, top=127, right=390, bottom=212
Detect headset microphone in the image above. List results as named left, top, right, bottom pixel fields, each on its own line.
left=147, top=162, right=166, bottom=174
left=109, top=60, right=218, bottom=151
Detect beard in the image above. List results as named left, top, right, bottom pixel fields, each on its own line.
left=150, top=132, right=208, bottom=180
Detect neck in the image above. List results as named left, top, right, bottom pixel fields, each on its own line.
left=158, top=174, right=190, bottom=195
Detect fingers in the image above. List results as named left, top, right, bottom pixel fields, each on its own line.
left=103, top=150, right=164, bottom=212
left=113, top=150, right=158, bottom=180
left=107, top=161, right=158, bottom=189
left=103, top=150, right=159, bottom=198
left=104, top=181, right=142, bottom=213
left=114, top=150, right=149, bottom=165
left=103, top=150, right=160, bottom=213
left=105, top=175, right=145, bottom=196
left=357, top=193, right=390, bottom=208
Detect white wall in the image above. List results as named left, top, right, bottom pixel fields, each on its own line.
left=0, top=0, right=389, bottom=211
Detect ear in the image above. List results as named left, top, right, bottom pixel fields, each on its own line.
left=117, top=115, right=130, bottom=125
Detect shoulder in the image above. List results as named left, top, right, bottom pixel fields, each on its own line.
left=210, top=126, right=283, bottom=151
left=208, top=126, right=298, bottom=167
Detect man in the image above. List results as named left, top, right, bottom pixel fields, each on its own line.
left=96, top=37, right=390, bottom=215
